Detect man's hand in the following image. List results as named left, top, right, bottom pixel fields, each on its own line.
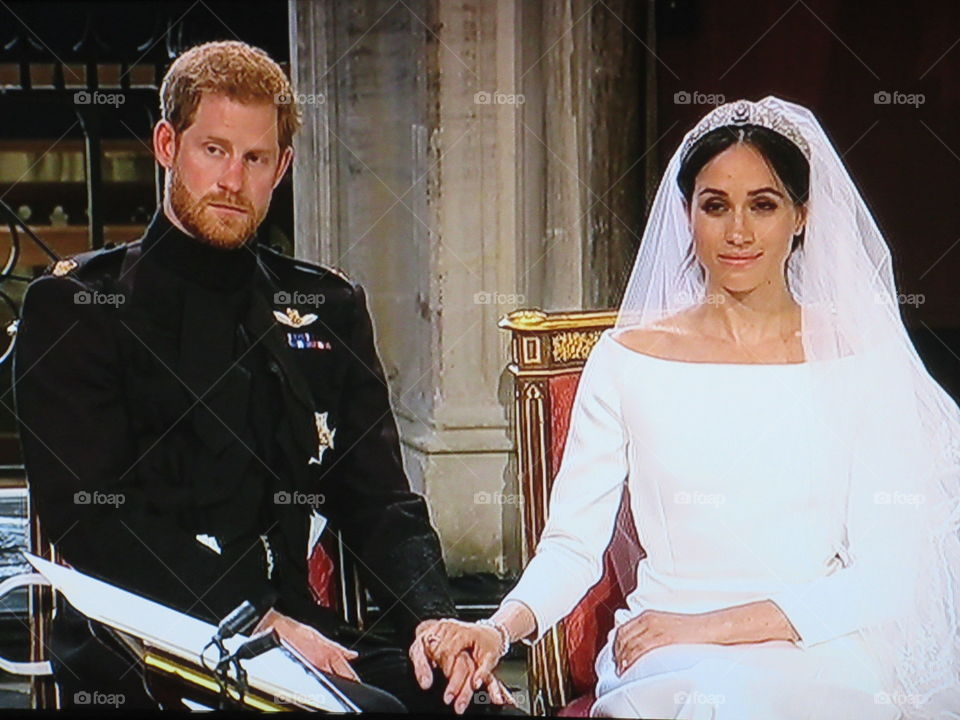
left=254, top=608, right=359, bottom=681
left=409, top=619, right=514, bottom=714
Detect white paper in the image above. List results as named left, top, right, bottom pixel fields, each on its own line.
left=23, top=552, right=354, bottom=711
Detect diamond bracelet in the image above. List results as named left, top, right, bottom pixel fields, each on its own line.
left=476, top=618, right=511, bottom=658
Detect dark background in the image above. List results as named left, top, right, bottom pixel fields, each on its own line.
left=652, top=0, right=960, bottom=397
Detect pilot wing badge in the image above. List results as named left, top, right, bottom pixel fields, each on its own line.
left=308, top=411, right=336, bottom=466
left=273, top=307, right=318, bottom=328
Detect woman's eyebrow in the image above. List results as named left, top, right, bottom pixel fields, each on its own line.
left=696, top=186, right=785, bottom=197
left=748, top=187, right=785, bottom=197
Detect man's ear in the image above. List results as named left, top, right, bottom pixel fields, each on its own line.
left=153, top=120, right=177, bottom=170
left=273, top=146, right=294, bottom=189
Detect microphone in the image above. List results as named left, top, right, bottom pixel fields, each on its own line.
left=230, top=628, right=281, bottom=661
left=215, top=601, right=262, bottom=642
left=214, top=628, right=281, bottom=707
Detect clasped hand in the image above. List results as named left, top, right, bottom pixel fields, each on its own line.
left=409, top=619, right=516, bottom=714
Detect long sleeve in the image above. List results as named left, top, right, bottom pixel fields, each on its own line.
left=14, top=274, right=279, bottom=624
left=768, top=359, right=928, bottom=648
left=501, top=337, right=628, bottom=643
left=319, top=284, right=456, bottom=644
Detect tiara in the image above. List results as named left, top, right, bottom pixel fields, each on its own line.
left=681, top=99, right=811, bottom=160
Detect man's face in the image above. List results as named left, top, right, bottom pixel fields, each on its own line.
left=157, top=93, right=293, bottom=249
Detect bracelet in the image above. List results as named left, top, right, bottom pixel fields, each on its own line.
left=476, top=618, right=510, bottom=658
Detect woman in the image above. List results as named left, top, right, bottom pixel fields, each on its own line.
left=414, top=97, right=960, bottom=719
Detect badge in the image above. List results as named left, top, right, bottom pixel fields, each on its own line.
left=273, top=307, right=318, bottom=328
left=51, top=259, right=78, bottom=276
left=259, top=534, right=275, bottom=579
left=286, top=332, right=332, bottom=350
left=308, top=411, right=336, bottom=466
left=195, top=533, right=222, bottom=555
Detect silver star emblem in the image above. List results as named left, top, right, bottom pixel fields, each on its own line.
left=308, top=411, right=336, bottom=465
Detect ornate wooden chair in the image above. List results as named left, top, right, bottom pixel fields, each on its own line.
left=27, top=497, right=365, bottom=709
left=498, top=309, right=645, bottom=717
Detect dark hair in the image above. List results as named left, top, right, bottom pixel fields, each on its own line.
left=676, top=124, right=810, bottom=277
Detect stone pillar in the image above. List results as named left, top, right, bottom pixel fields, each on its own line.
left=288, top=0, right=644, bottom=575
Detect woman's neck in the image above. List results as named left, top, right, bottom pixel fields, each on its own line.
left=699, top=283, right=799, bottom=346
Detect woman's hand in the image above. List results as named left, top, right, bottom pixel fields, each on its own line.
left=613, top=609, right=706, bottom=675
left=253, top=608, right=360, bottom=681
left=409, top=618, right=514, bottom=714
left=613, top=601, right=801, bottom=676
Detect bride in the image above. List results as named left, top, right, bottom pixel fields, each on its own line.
left=410, top=97, right=960, bottom=719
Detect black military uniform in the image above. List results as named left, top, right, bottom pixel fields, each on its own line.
left=13, top=209, right=515, bottom=714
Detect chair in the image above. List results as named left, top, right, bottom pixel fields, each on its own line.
left=498, top=309, right=645, bottom=717
left=27, top=493, right=365, bottom=709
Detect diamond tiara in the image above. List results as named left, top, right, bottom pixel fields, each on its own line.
left=680, top=99, right=811, bottom=161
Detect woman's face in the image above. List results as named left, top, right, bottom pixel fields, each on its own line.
left=687, top=142, right=805, bottom=294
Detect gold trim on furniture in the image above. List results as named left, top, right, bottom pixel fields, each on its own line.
left=499, top=307, right=616, bottom=716
left=144, top=649, right=292, bottom=711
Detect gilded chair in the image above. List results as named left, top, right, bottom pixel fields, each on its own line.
left=498, top=309, right=644, bottom=717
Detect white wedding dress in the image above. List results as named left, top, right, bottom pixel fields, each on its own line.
left=502, top=328, right=918, bottom=719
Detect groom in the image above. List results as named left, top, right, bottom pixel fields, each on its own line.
left=13, top=40, right=515, bottom=713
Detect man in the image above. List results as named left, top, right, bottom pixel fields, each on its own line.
left=14, top=40, right=514, bottom=714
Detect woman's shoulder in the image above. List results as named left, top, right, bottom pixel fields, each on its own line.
left=610, top=309, right=705, bottom=361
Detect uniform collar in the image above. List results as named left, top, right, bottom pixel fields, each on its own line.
left=140, top=208, right=259, bottom=292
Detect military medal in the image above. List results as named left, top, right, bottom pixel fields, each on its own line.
left=273, top=307, right=318, bottom=328
left=51, top=259, right=78, bottom=276
left=308, top=411, right=336, bottom=465
left=286, top=332, right=332, bottom=350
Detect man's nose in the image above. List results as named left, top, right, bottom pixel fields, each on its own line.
left=217, top=156, right=244, bottom=194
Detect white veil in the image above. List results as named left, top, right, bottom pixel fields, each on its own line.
left=615, top=96, right=960, bottom=718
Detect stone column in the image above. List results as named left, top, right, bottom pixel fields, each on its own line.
left=288, top=0, right=644, bottom=575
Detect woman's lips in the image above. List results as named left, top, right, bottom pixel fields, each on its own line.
left=718, top=251, right=762, bottom=267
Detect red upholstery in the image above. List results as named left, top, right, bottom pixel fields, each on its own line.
left=557, top=693, right=596, bottom=717
left=307, top=532, right=339, bottom=609
left=547, top=370, right=645, bottom=714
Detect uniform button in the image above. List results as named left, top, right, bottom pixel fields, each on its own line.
left=268, top=360, right=282, bottom=374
